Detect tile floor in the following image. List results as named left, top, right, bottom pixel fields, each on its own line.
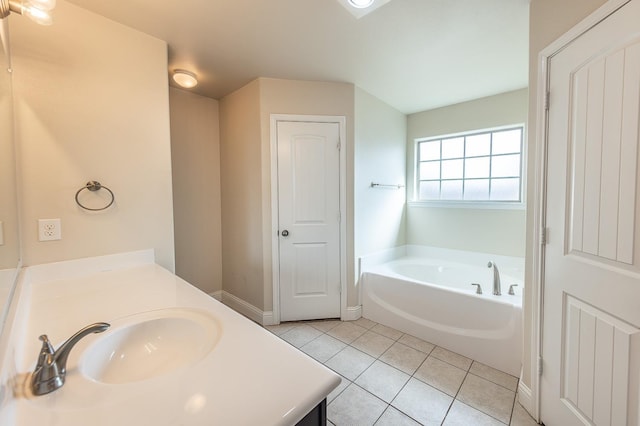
left=265, top=318, right=538, bottom=426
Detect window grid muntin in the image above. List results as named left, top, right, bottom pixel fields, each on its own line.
left=417, top=126, right=523, bottom=202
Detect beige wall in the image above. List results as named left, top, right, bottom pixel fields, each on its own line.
left=406, top=89, right=528, bottom=257
left=354, top=87, right=407, bottom=262
left=170, top=88, right=222, bottom=294
left=219, top=78, right=356, bottom=313
left=11, top=0, right=175, bottom=270
left=522, top=0, right=608, bottom=391
left=258, top=78, right=356, bottom=310
left=219, top=79, right=262, bottom=309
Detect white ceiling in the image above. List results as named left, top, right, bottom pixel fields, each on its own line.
left=65, top=0, right=529, bottom=114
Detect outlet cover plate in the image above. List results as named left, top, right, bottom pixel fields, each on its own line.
left=38, top=218, right=61, bottom=241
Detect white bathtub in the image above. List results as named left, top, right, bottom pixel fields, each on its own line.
left=360, top=246, right=523, bottom=376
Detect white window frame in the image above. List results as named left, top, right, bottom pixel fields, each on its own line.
left=410, top=124, right=526, bottom=210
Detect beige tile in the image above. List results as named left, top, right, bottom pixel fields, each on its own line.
left=371, top=323, right=404, bottom=340
left=327, top=321, right=368, bottom=344
left=300, top=333, right=346, bottom=363
left=375, top=406, right=421, bottom=426
left=380, top=342, right=428, bottom=375
left=458, top=373, right=515, bottom=424
left=264, top=323, right=297, bottom=336
left=391, top=378, right=453, bottom=425
left=327, top=374, right=350, bottom=403
left=414, top=355, right=467, bottom=397
left=510, top=401, right=538, bottom=426
left=325, top=346, right=376, bottom=381
left=355, top=360, right=410, bottom=403
left=279, top=324, right=323, bottom=348
left=353, top=317, right=378, bottom=329
left=443, top=400, right=506, bottom=426
left=307, top=319, right=341, bottom=333
left=470, top=361, right=519, bottom=391
left=431, top=346, right=473, bottom=370
left=328, top=383, right=387, bottom=426
left=398, top=334, right=436, bottom=354
left=352, top=330, right=395, bottom=358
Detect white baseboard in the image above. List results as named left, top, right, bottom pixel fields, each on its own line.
left=220, top=291, right=264, bottom=325
left=517, top=381, right=537, bottom=421
left=262, top=311, right=275, bottom=326
left=343, top=305, right=362, bottom=321
left=215, top=291, right=359, bottom=326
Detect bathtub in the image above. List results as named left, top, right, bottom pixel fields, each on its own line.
left=360, top=246, right=523, bottom=376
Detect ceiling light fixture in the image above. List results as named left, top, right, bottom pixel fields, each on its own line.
left=0, top=0, right=56, bottom=25
left=348, top=0, right=374, bottom=8
left=172, top=69, right=198, bottom=89
left=336, top=0, right=391, bottom=19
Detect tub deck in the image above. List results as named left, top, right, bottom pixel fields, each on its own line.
left=360, top=246, right=524, bottom=376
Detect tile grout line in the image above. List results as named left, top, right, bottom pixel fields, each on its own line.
left=269, top=320, right=520, bottom=426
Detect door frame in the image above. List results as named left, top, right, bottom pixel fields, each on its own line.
left=530, top=0, right=631, bottom=421
left=270, top=114, right=347, bottom=325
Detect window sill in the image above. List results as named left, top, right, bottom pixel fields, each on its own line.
left=408, top=200, right=526, bottom=210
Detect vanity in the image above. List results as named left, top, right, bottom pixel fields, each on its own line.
left=1, top=250, right=340, bottom=425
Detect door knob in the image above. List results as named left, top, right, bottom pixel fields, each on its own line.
left=281, top=230, right=289, bottom=237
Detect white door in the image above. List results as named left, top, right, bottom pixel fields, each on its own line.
left=276, top=120, right=342, bottom=322
left=541, top=1, right=640, bottom=424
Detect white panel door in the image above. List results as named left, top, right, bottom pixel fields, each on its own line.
left=541, top=1, right=640, bottom=424
left=277, top=120, right=341, bottom=321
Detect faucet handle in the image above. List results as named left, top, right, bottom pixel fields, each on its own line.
left=471, top=283, right=483, bottom=294
left=36, top=335, right=54, bottom=367
left=508, top=284, right=518, bottom=295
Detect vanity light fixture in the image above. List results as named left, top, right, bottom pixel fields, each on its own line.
left=0, top=0, right=56, bottom=25
left=348, top=0, right=374, bottom=8
left=172, top=69, right=198, bottom=89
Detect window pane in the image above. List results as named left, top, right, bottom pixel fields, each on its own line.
left=419, top=181, right=440, bottom=200
left=491, top=178, right=521, bottom=201
left=415, top=126, right=524, bottom=205
left=441, top=180, right=463, bottom=200
left=441, top=159, right=463, bottom=179
left=442, top=137, right=464, bottom=159
left=492, top=129, right=522, bottom=155
left=465, top=133, right=490, bottom=157
left=420, top=141, right=440, bottom=161
left=491, top=154, right=520, bottom=177
left=465, top=157, right=489, bottom=178
left=420, top=161, right=440, bottom=180
left=464, top=179, right=489, bottom=200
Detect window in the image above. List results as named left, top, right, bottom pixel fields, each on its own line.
left=415, top=126, right=524, bottom=204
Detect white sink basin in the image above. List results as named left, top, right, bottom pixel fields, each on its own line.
left=79, top=308, right=221, bottom=384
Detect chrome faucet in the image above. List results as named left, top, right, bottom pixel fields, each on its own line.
left=31, top=322, right=110, bottom=396
left=487, top=261, right=501, bottom=295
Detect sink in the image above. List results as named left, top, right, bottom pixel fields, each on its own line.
left=79, top=308, right=221, bottom=384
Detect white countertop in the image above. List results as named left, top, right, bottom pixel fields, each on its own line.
left=12, top=251, right=340, bottom=425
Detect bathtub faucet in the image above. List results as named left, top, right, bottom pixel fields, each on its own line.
left=30, top=322, right=110, bottom=396
left=487, top=261, right=501, bottom=296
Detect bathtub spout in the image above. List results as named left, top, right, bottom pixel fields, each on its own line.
left=487, top=262, right=501, bottom=295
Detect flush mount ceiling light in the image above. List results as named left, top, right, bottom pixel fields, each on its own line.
left=336, top=0, right=392, bottom=19
left=0, top=0, right=56, bottom=25
left=348, top=0, right=374, bottom=8
left=172, top=69, right=198, bottom=89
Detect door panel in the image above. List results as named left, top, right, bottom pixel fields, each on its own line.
left=277, top=121, right=341, bottom=321
left=568, top=40, right=640, bottom=264
left=541, top=1, right=640, bottom=424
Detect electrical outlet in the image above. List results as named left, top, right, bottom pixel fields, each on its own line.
left=38, top=218, right=62, bottom=241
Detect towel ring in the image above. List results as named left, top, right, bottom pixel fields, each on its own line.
left=75, top=181, right=115, bottom=211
